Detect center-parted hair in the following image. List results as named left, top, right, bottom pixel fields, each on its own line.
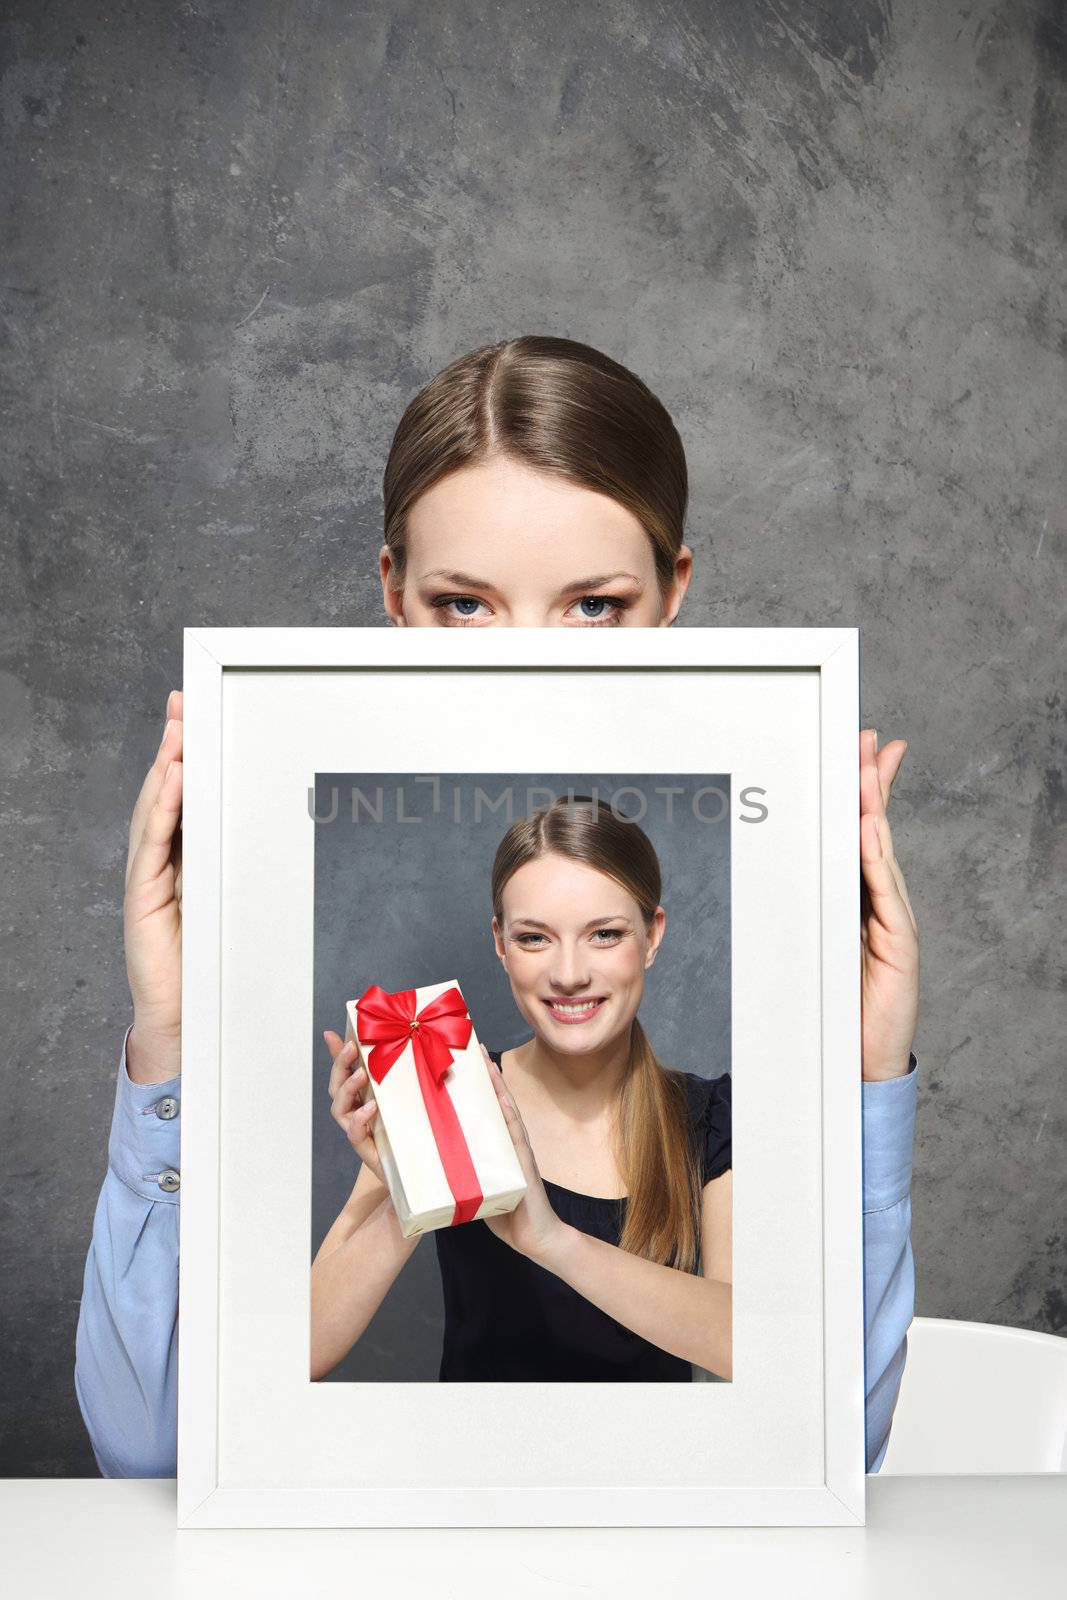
left=382, top=334, right=689, bottom=599
left=490, top=793, right=703, bottom=1274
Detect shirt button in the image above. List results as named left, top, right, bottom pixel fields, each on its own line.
left=155, top=1095, right=180, bottom=1120
left=157, top=1169, right=181, bottom=1193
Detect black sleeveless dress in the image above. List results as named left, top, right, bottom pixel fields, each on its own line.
left=433, top=1046, right=732, bottom=1382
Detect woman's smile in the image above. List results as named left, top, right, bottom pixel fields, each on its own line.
left=542, top=996, right=608, bottom=1024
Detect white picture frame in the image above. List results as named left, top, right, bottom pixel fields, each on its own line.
left=176, top=625, right=863, bottom=1528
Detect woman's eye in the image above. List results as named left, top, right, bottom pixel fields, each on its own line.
left=568, top=595, right=628, bottom=625
left=430, top=593, right=630, bottom=625
left=431, top=595, right=490, bottom=623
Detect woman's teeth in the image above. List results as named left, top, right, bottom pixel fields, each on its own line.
left=544, top=998, right=605, bottom=1022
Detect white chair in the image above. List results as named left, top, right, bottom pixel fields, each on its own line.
left=878, top=1316, right=1067, bottom=1473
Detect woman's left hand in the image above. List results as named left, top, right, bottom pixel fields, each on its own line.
left=477, top=1043, right=570, bottom=1265
left=860, top=728, right=919, bottom=1081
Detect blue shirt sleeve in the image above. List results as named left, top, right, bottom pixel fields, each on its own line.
left=861, top=1051, right=918, bottom=1473
left=74, top=1023, right=181, bottom=1477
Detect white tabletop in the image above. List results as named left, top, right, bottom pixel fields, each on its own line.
left=4, top=1476, right=1065, bottom=1598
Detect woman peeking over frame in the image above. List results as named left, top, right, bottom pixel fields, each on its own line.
left=75, top=336, right=919, bottom=1474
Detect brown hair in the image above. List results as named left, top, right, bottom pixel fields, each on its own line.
left=382, top=335, right=688, bottom=599
left=490, top=794, right=703, bottom=1274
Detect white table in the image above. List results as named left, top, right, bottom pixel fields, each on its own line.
left=4, top=1476, right=1065, bottom=1598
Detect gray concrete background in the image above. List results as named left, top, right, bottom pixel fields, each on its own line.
left=311, top=773, right=731, bottom=1381
left=0, top=1, right=1062, bottom=1473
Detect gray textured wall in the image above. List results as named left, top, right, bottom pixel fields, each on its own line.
left=0, top=0, right=1062, bottom=1475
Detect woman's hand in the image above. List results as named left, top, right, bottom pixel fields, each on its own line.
left=124, top=689, right=184, bottom=1082
left=478, top=1043, right=570, bottom=1265
left=860, top=728, right=919, bottom=1082
left=323, top=1030, right=389, bottom=1187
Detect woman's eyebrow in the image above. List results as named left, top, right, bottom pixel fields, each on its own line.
left=418, top=569, right=642, bottom=595
left=419, top=569, right=500, bottom=588
left=554, top=571, right=643, bottom=595
left=512, top=915, right=631, bottom=930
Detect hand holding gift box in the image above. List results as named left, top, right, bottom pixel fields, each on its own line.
left=344, top=979, right=527, bottom=1238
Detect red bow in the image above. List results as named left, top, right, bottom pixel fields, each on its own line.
left=354, top=983, right=483, bottom=1226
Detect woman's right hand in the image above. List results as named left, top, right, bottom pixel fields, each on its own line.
left=324, top=1032, right=388, bottom=1187
left=124, top=689, right=184, bottom=1083
left=311, top=1034, right=410, bottom=1380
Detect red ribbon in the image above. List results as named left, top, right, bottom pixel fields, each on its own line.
left=354, top=983, right=483, bottom=1226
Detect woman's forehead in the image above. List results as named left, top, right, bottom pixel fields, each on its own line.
left=501, top=854, right=636, bottom=909
left=405, top=462, right=654, bottom=589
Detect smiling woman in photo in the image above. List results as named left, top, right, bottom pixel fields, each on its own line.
left=75, top=336, right=918, bottom=1475
left=311, top=793, right=734, bottom=1385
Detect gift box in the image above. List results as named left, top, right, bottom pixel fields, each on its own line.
left=344, top=978, right=527, bottom=1238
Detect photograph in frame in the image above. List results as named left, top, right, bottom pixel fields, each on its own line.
left=176, top=625, right=863, bottom=1528
left=309, top=771, right=734, bottom=1387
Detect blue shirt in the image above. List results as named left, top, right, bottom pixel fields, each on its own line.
left=74, top=1024, right=918, bottom=1476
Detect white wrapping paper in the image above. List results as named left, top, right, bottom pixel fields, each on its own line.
left=344, top=978, right=527, bottom=1238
